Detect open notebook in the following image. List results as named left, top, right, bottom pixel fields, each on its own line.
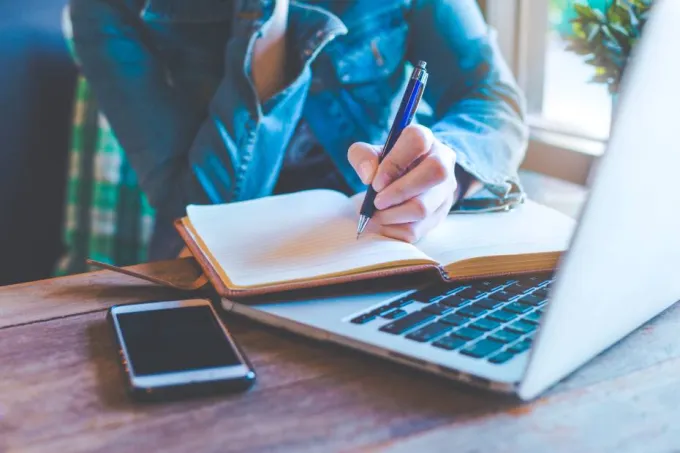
left=175, top=190, right=576, bottom=297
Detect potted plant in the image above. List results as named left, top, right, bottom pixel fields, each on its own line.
left=564, top=0, right=653, bottom=101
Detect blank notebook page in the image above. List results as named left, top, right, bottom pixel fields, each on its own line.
left=186, top=190, right=431, bottom=288
left=416, top=200, right=576, bottom=266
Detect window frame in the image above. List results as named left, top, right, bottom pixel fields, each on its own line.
left=483, top=0, right=601, bottom=185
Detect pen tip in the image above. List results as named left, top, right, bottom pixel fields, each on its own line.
left=356, top=215, right=369, bottom=239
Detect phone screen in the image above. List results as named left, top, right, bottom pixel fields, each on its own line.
left=116, top=305, right=241, bottom=376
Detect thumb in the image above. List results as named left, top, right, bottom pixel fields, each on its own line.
left=348, top=142, right=381, bottom=185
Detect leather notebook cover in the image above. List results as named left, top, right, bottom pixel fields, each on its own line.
left=174, top=218, right=442, bottom=298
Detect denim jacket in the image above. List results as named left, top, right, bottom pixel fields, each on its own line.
left=69, top=0, right=528, bottom=258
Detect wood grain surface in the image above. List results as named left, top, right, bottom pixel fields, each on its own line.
left=2, top=260, right=680, bottom=452
left=0, top=258, right=206, bottom=329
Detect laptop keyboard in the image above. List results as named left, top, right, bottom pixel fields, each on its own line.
left=349, top=274, right=553, bottom=365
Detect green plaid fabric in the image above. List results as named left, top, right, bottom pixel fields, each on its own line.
left=56, top=10, right=155, bottom=275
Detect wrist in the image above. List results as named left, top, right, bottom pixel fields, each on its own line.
left=453, top=164, right=474, bottom=205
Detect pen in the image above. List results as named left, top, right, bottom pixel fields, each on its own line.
left=356, top=60, right=429, bottom=238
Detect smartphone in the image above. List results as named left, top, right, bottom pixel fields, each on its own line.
left=107, top=299, right=255, bottom=401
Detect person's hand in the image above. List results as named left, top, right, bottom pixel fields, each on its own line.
left=348, top=125, right=458, bottom=243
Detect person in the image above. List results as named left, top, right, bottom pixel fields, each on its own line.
left=67, top=0, right=528, bottom=261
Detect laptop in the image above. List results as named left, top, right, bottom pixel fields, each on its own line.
left=221, top=0, right=680, bottom=400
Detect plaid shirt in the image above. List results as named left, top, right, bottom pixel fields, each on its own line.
left=56, top=8, right=155, bottom=275
left=56, top=76, right=156, bottom=275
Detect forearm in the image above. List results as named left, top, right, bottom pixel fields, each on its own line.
left=408, top=0, right=528, bottom=206
left=432, top=80, right=528, bottom=199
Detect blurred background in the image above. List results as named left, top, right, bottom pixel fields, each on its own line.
left=0, top=0, right=75, bottom=286
left=0, top=0, right=637, bottom=285
left=546, top=0, right=612, bottom=140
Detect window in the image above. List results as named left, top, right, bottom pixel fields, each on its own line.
left=540, top=0, right=612, bottom=141
left=484, top=0, right=614, bottom=184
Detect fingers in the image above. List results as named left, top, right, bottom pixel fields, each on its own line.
left=374, top=141, right=456, bottom=210
left=378, top=194, right=453, bottom=243
left=347, top=142, right=381, bottom=184
left=373, top=183, right=450, bottom=225
left=372, top=125, right=434, bottom=192
left=349, top=127, right=458, bottom=243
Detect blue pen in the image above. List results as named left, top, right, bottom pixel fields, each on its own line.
left=356, top=60, right=429, bottom=238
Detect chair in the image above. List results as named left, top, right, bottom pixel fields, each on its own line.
left=0, top=0, right=77, bottom=285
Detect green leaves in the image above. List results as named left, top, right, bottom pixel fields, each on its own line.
left=564, top=0, right=653, bottom=94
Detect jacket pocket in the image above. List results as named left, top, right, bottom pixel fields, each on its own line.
left=326, top=8, right=409, bottom=85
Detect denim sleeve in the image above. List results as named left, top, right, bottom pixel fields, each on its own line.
left=68, top=0, right=341, bottom=223
left=407, top=0, right=529, bottom=211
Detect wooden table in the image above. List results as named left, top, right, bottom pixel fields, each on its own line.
left=3, top=174, right=680, bottom=452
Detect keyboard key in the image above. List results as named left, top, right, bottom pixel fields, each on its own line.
left=411, top=286, right=449, bottom=303
left=452, top=327, right=485, bottom=340
left=506, top=320, right=536, bottom=335
left=457, top=305, right=487, bottom=319
left=387, top=299, right=415, bottom=310
left=380, top=311, right=435, bottom=335
left=460, top=339, right=504, bottom=358
left=516, top=276, right=543, bottom=288
left=475, top=297, right=504, bottom=310
left=350, top=314, right=376, bottom=324
left=439, top=313, right=468, bottom=326
left=504, top=284, right=526, bottom=294
left=439, top=295, right=470, bottom=308
left=487, top=310, right=517, bottom=323
left=469, top=318, right=501, bottom=332
left=489, top=351, right=515, bottom=364
left=432, top=335, right=467, bottom=351
left=471, top=301, right=493, bottom=310
left=508, top=340, right=532, bottom=354
left=489, top=329, right=521, bottom=344
left=422, top=303, right=453, bottom=316
left=516, top=294, right=545, bottom=306
left=524, top=311, right=542, bottom=325
left=474, top=280, right=505, bottom=292
left=456, top=288, right=486, bottom=300
left=368, top=304, right=395, bottom=317
left=533, top=288, right=549, bottom=298
left=488, top=290, right=515, bottom=302
left=444, top=285, right=467, bottom=295
left=504, top=302, right=533, bottom=314
left=382, top=309, right=407, bottom=320
left=405, top=321, right=452, bottom=342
